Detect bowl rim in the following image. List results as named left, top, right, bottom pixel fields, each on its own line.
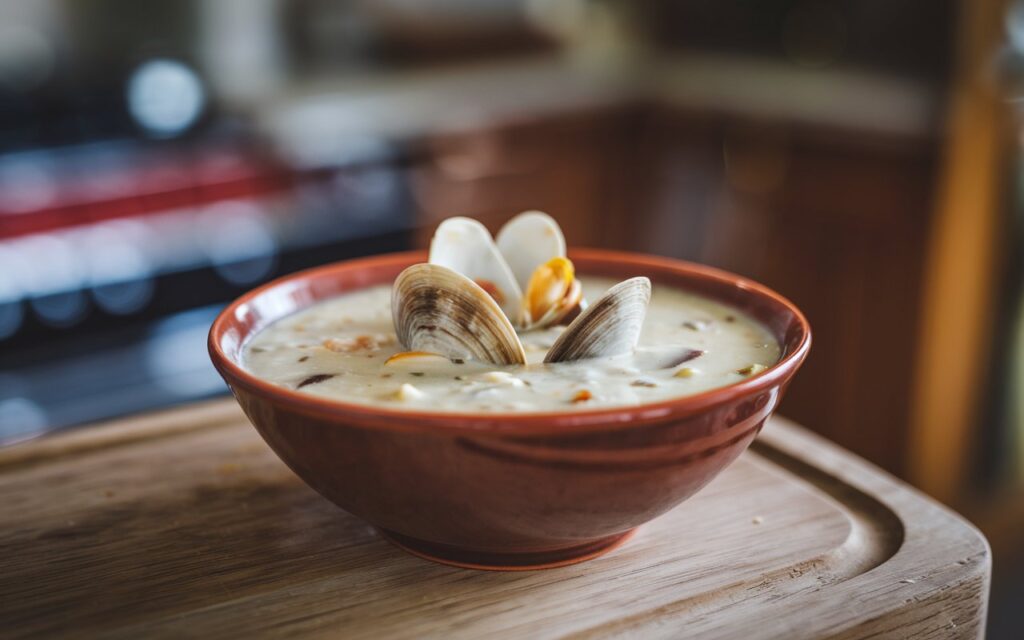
left=208, top=249, right=811, bottom=435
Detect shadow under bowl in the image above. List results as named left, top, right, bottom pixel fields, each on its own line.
left=209, top=249, right=811, bottom=570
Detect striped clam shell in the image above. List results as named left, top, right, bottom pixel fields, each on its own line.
left=544, top=277, right=651, bottom=364
left=392, top=263, right=527, bottom=366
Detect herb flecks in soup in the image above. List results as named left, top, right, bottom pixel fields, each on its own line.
left=244, top=277, right=781, bottom=413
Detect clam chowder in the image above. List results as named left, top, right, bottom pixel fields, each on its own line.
left=243, top=277, right=781, bottom=413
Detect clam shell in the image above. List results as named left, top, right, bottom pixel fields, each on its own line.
left=495, top=211, right=566, bottom=291
left=392, top=263, right=527, bottom=365
left=543, top=277, right=651, bottom=363
left=429, top=217, right=523, bottom=324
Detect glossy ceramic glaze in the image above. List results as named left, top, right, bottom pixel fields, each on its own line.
left=209, top=249, right=811, bottom=570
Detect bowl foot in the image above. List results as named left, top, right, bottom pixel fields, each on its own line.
left=378, top=528, right=636, bottom=571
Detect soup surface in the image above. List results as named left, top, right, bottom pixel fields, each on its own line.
left=243, top=277, right=781, bottom=413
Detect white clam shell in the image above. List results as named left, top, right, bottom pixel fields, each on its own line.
left=428, top=217, right=523, bottom=324
left=543, top=277, right=651, bottom=363
left=495, top=210, right=567, bottom=291
left=392, top=263, right=527, bottom=365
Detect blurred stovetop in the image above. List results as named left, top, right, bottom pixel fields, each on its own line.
left=0, top=134, right=416, bottom=444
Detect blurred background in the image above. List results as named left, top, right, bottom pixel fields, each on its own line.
left=0, top=0, right=1020, bottom=634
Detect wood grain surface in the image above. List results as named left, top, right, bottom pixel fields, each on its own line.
left=0, top=400, right=990, bottom=639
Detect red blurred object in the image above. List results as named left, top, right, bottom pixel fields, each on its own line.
left=0, top=148, right=296, bottom=241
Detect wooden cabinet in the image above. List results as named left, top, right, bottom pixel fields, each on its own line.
left=408, top=108, right=640, bottom=248
left=630, top=110, right=937, bottom=474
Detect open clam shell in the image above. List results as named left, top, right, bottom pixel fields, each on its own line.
left=543, top=277, right=651, bottom=363
left=429, top=217, right=523, bottom=324
left=497, top=211, right=581, bottom=329
left=427, top=211, right=584, bottom=331
left=495, top=210, right=567, bottom=291
left=392, top=263, right=527, bottom=366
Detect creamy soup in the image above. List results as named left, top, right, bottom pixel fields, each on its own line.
left=243, top=278, right=781, bottom=413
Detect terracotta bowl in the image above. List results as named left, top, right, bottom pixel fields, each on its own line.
left=209, top=249, right=811, bottom=570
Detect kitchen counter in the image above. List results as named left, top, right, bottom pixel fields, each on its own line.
left=259, top=53, right=939, bottom=168
left=0, top=400, right=989, bottom=638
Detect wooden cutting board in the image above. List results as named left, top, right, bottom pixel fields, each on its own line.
left=0, top=400, right=990, bottom=639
